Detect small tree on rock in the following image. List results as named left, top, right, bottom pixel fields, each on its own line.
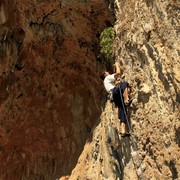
left=100, top=27, right=115, bottom=63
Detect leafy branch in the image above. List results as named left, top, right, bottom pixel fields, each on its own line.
left=100, top=27, right=115, bottom=61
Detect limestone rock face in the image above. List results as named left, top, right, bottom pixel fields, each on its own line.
left=69, top=0, right=180, bottom=179
left=114, top=0, right=179, bottom=179
left=0, top=0, right=111, bottom=179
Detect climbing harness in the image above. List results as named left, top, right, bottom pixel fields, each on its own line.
left=118, top=85, right=145, bottom=180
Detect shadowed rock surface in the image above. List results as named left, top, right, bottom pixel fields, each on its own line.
left=0, top=0, right=112, bottom=179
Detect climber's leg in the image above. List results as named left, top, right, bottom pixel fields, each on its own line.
left=121, top=122, right=126, bottom=134
left=123, top=87, right=129, bottom=103
left=118, top=81, right=129, bottom=104
left=118, top=106, right=127, bottom=134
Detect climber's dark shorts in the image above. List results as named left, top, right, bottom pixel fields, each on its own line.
left=112, top=81, right=128, bottom=124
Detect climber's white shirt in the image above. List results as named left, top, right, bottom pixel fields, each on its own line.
left=104, top=74, right=116, bottom=93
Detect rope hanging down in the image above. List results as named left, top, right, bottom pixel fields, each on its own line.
left=118, top=85, right=145, bottom=180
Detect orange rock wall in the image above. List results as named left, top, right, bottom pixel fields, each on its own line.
left=0, top=0, right=111, bottom=179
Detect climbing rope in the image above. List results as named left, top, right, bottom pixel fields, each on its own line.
left=118, top=85, right=145, bottom=180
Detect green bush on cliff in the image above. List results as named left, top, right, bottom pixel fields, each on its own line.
left=100, top=27, right=115, bottom=61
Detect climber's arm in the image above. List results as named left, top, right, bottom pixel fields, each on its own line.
left=114, top=62, right=120, bottom=78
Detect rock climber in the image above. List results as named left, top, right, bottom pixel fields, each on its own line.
left=100, top=62, right=132, bottom=137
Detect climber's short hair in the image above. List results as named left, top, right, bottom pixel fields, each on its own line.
left=100, top=71, right=106, bottom=80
